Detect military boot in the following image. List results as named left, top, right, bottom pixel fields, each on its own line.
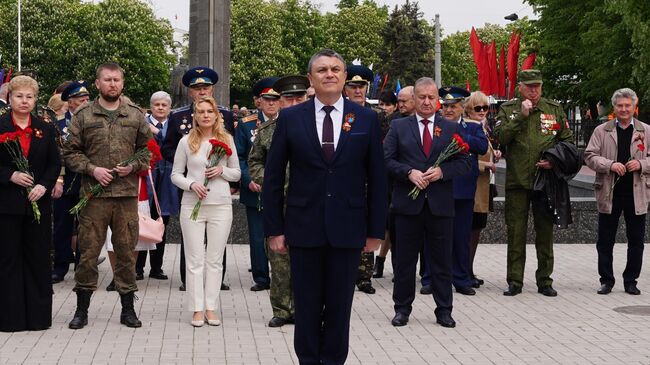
left=373, top=256, right=386, bottom=278
left=69, top=290, right=92, bottom=329
left=119, top=292, right=142, bottom=328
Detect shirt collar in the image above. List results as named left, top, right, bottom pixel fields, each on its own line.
left=149, top=115, right=167, bottom=125
left=415, top=113, right=434, bottom=123
left=314, top=95, right=344, bottom=113
left=616, top=118, right=635, bottom=129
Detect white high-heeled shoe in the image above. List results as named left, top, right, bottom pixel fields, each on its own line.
left=206, top=318, right=221, bottom=326
left=191, top=313, right=204, bottom=327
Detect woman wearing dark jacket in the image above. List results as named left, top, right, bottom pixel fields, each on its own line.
left=0, top=76, right=61, bottom=332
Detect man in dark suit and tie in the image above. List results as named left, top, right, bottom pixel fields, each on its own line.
left=263, top=49, right=387, bottom=365
left=384, top=77, right=471, bottom=329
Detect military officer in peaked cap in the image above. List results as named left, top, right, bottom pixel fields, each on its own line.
left=236, top=76, right=280, bottom=292
left=162, top=66, right=235, bottom=292
left=248, top=74, right=310, bottom=327
left=438, top=86, right=487, bottom=297
left=495, top=69, right=573, bottom=297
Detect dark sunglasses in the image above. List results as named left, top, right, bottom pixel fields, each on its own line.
left=473, top=105, right=489, bottom=112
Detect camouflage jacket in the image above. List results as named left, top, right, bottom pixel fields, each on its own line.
left=63, top=97, right=153, bottom=197
left=495, top=97, right=574, bottom=190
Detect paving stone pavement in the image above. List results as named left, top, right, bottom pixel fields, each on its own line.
left=1, top=243, right=649, bottom=365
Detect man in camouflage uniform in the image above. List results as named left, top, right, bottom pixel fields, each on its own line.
left=248, top=75, right=309, bottom=327
left=495, top=69, right=573, bottom=297
left=64, top=63, right=152, bottom=329
left=343, top=64, right=383, bottom=294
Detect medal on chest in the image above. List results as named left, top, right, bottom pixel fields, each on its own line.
left=540, top=114, right=560, bottom=136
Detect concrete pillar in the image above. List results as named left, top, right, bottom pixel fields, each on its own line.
left=189, top=0, right=230, bottom=107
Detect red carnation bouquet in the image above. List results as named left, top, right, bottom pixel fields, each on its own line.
left=190, top=139, right=232, bottom=220
left=408, top=133, right=470, bottom=199
left=0, top=128, right=41, bottom=222
left=69, top=138, right=161, bottom=215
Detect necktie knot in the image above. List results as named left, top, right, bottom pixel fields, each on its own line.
left=421, top=119, right=430, bottom=126
left=322, top=105, right=334, bottom=114
left=156, top=122, right=163, bottom=129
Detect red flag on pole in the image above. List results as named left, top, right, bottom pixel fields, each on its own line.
left=507, top=32, right=520, bottom=99
left=521, top=53, right=537, bottom=70
left=4, top=67, right=12, bottom=83
left=379, top=74, right=389, bottom=94
left=487, top=40, right=498, bottom=96
left=498, top=45, right=506, bottom=98
left=479, top=44, right=491, bottom=94
left=469, top=27, right=482, bottom=67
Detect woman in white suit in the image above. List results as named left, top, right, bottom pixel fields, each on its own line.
left=171, top=97, right=240, bottom=327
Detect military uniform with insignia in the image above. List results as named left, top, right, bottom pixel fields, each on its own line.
left=236, top=77, right=280, bottom=292
left=494, top=70, right=573, bottom=296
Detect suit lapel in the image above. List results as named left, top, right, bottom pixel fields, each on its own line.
left=407, top=115, right=426, bottom=159
left=332, top=100, right=352, bottom=164
left=302, top=99, right=325, bottom=161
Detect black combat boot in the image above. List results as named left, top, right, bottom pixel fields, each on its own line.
left=69, top=290, right=92, bottom=329
left=119, top=292, right=142, bottom=328
left=373, top=256, right=386, bottom=278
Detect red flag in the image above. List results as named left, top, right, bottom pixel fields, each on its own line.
left=379, top=74, right=389, bottom=94
left=466, top=79, right=471, bottom=92
left=498, top=45, right=506, bottom=98
left=521, top=53, right=537, bottom=70
left=4, top=67, right=12, bottom=83
left=478, top=44, right=490, bottom=94
left=487, top=40, right=498, bottom=96
left=507, top=32, right=520, bottom=99
left=469, top=27, right=482, bottom=68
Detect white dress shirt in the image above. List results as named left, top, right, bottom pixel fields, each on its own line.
left=415, top=113, right=435, bottom=140
left=314, top=96, right=344, bottom=149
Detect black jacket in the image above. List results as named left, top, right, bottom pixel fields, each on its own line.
left=533, top=141, right=581, bottom=228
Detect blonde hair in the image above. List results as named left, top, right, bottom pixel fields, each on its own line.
left=463, top=91, right=489, bottom=116
left=47, top=94, right=66, bottom=114
left=8, top=75, right=39, bottom=96
left=187, top=97, right=231, bottom=154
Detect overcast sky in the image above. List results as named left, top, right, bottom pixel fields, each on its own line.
left=150, top=0, right=536, bottom=35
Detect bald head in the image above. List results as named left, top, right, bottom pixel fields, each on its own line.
left=397, top=86, right=415, bottom=116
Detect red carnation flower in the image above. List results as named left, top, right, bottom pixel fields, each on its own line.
left=639, top=143, right=645, bottom=152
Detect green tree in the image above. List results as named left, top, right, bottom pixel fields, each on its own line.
left=378, top=0, right=434, bottom=88
left=0, top=0, right=175, bottom=105
left=336, top=0, right=358, bottom=9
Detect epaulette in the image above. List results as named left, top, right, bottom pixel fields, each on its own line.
left=171, top=104, right=192, bottom=114
left=218, top=105, right=230, bottom=112
left=464, top=118, right=481, bottom=125
left=241, top=114, right=258, bottom=124
left=258, top=118, right=276, bottom=130
left=75, top=102, right=91, bottom=114
left=501, top=98, right=519, bottom=106
left=0, top=105, right=8, bottom=116
left=545, top=99, right=561, bottom=107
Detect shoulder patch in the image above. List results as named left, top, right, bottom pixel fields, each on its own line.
left=242, top=114, right=258, bottom=123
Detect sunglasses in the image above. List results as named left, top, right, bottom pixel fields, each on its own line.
left=473, top=105, right=489, bottom=112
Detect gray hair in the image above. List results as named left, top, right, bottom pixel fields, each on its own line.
left=307, top=49, right=346, bottom=74
left=0, top=83, right=9, bottom=99
left=611, top=88, right=638, bottom=106
left=150, top=90, right=172, bottom=106
left=414, top=77, right=437, bottom=93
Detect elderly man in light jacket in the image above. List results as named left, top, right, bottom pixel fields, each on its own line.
left=584, top=88, right=650, bottom=296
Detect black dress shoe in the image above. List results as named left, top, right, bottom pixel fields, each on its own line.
left=455, top=286, right=476, bottom=296
left=358, top=282, right=376, bottom=294
left=538, top=285, right=557, bottom=297
left=597, top=283, right=613, bottom=295
left=251, top=283, right=270, bottom=291
left=106, top=280, right=116, bottom=292
left=149, top=271, right=168, bottom=280
left=471, top=276, right=484, bottom=288
left=52, top=274, right=64, bottom=284
left=420, top=285, right=433, bottom=295
left=391, top=313, right=409, bottom=327
left=503, top=284, right=522, bottom=296
left=436, top=313, right=456, bottom=328
left=221, top=283, right=230, bottom=291
left=625, top=283, right=641, bottom=295
left=179, top=283, right=186, bottom=291
left=135, top=273, right=144, bottom=281
left=268, top=317, right=288, bottom=327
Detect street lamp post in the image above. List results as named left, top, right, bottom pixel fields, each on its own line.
left=18, top=0, right=22, bottom=71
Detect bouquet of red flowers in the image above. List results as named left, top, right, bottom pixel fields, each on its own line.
left=190, top=139, right=232, bottom=221
left=69, top=138, right=160, bottom=215
left=0, top=128, right=41, bottom=222
left=408, top=133, right=470, bottom=199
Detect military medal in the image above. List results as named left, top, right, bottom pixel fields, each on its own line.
left=34, top=129, right=44, bottom=139
left=343, top=113, right=355, bottom=132
left=180, top=124, right=186, bottom=130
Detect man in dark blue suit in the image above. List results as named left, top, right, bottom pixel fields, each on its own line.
left=439, top=86, right=488, bottom=295
left=263, top=49, right=387, bottom=365
left=384, top=77, right=471, bottom=329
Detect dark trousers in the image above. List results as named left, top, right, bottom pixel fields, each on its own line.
left=52, top=195, right=76, bottom=277
left=136, top=215, right=170, bottom=275
left=597, top=194, right=646, bottom=286
left=393, top=205, right=453, bottom=317
left=0, top=213, right=53, bottom=332
left=452, top=199, right=474, bottom=288
left=290, top=245, right=361, bottom=365
left=246, top=206, right=270, bottom=285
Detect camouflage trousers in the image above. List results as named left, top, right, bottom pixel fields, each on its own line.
left=75, top=197, right=139, bottom=294
left=357, top=252, right=374, bottom=286
left=265, top=240, right=293, bottom=319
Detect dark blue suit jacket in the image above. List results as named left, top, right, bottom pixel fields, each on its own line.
left=263, top=98, right=387, bottom=248
left=452, top=118, right=488, bottom=199
left=384, top=114, right=471, bottom=217
left=234, top=112, right=263, bottom=208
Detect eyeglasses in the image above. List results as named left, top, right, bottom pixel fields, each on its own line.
left=473, top=105, right=489, bottom=112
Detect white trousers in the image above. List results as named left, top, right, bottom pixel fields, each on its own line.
left=180, top=203, right=232, bottom=312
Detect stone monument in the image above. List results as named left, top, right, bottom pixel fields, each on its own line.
left=188, top=0, right=230, bottom=107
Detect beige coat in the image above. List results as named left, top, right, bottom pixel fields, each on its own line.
left=584, top=118, right=650, bottom=214
left=474, top=122, right=495, bottom=213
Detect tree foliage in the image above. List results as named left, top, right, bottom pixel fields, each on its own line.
left=0, top=0, right=175, bottom=105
